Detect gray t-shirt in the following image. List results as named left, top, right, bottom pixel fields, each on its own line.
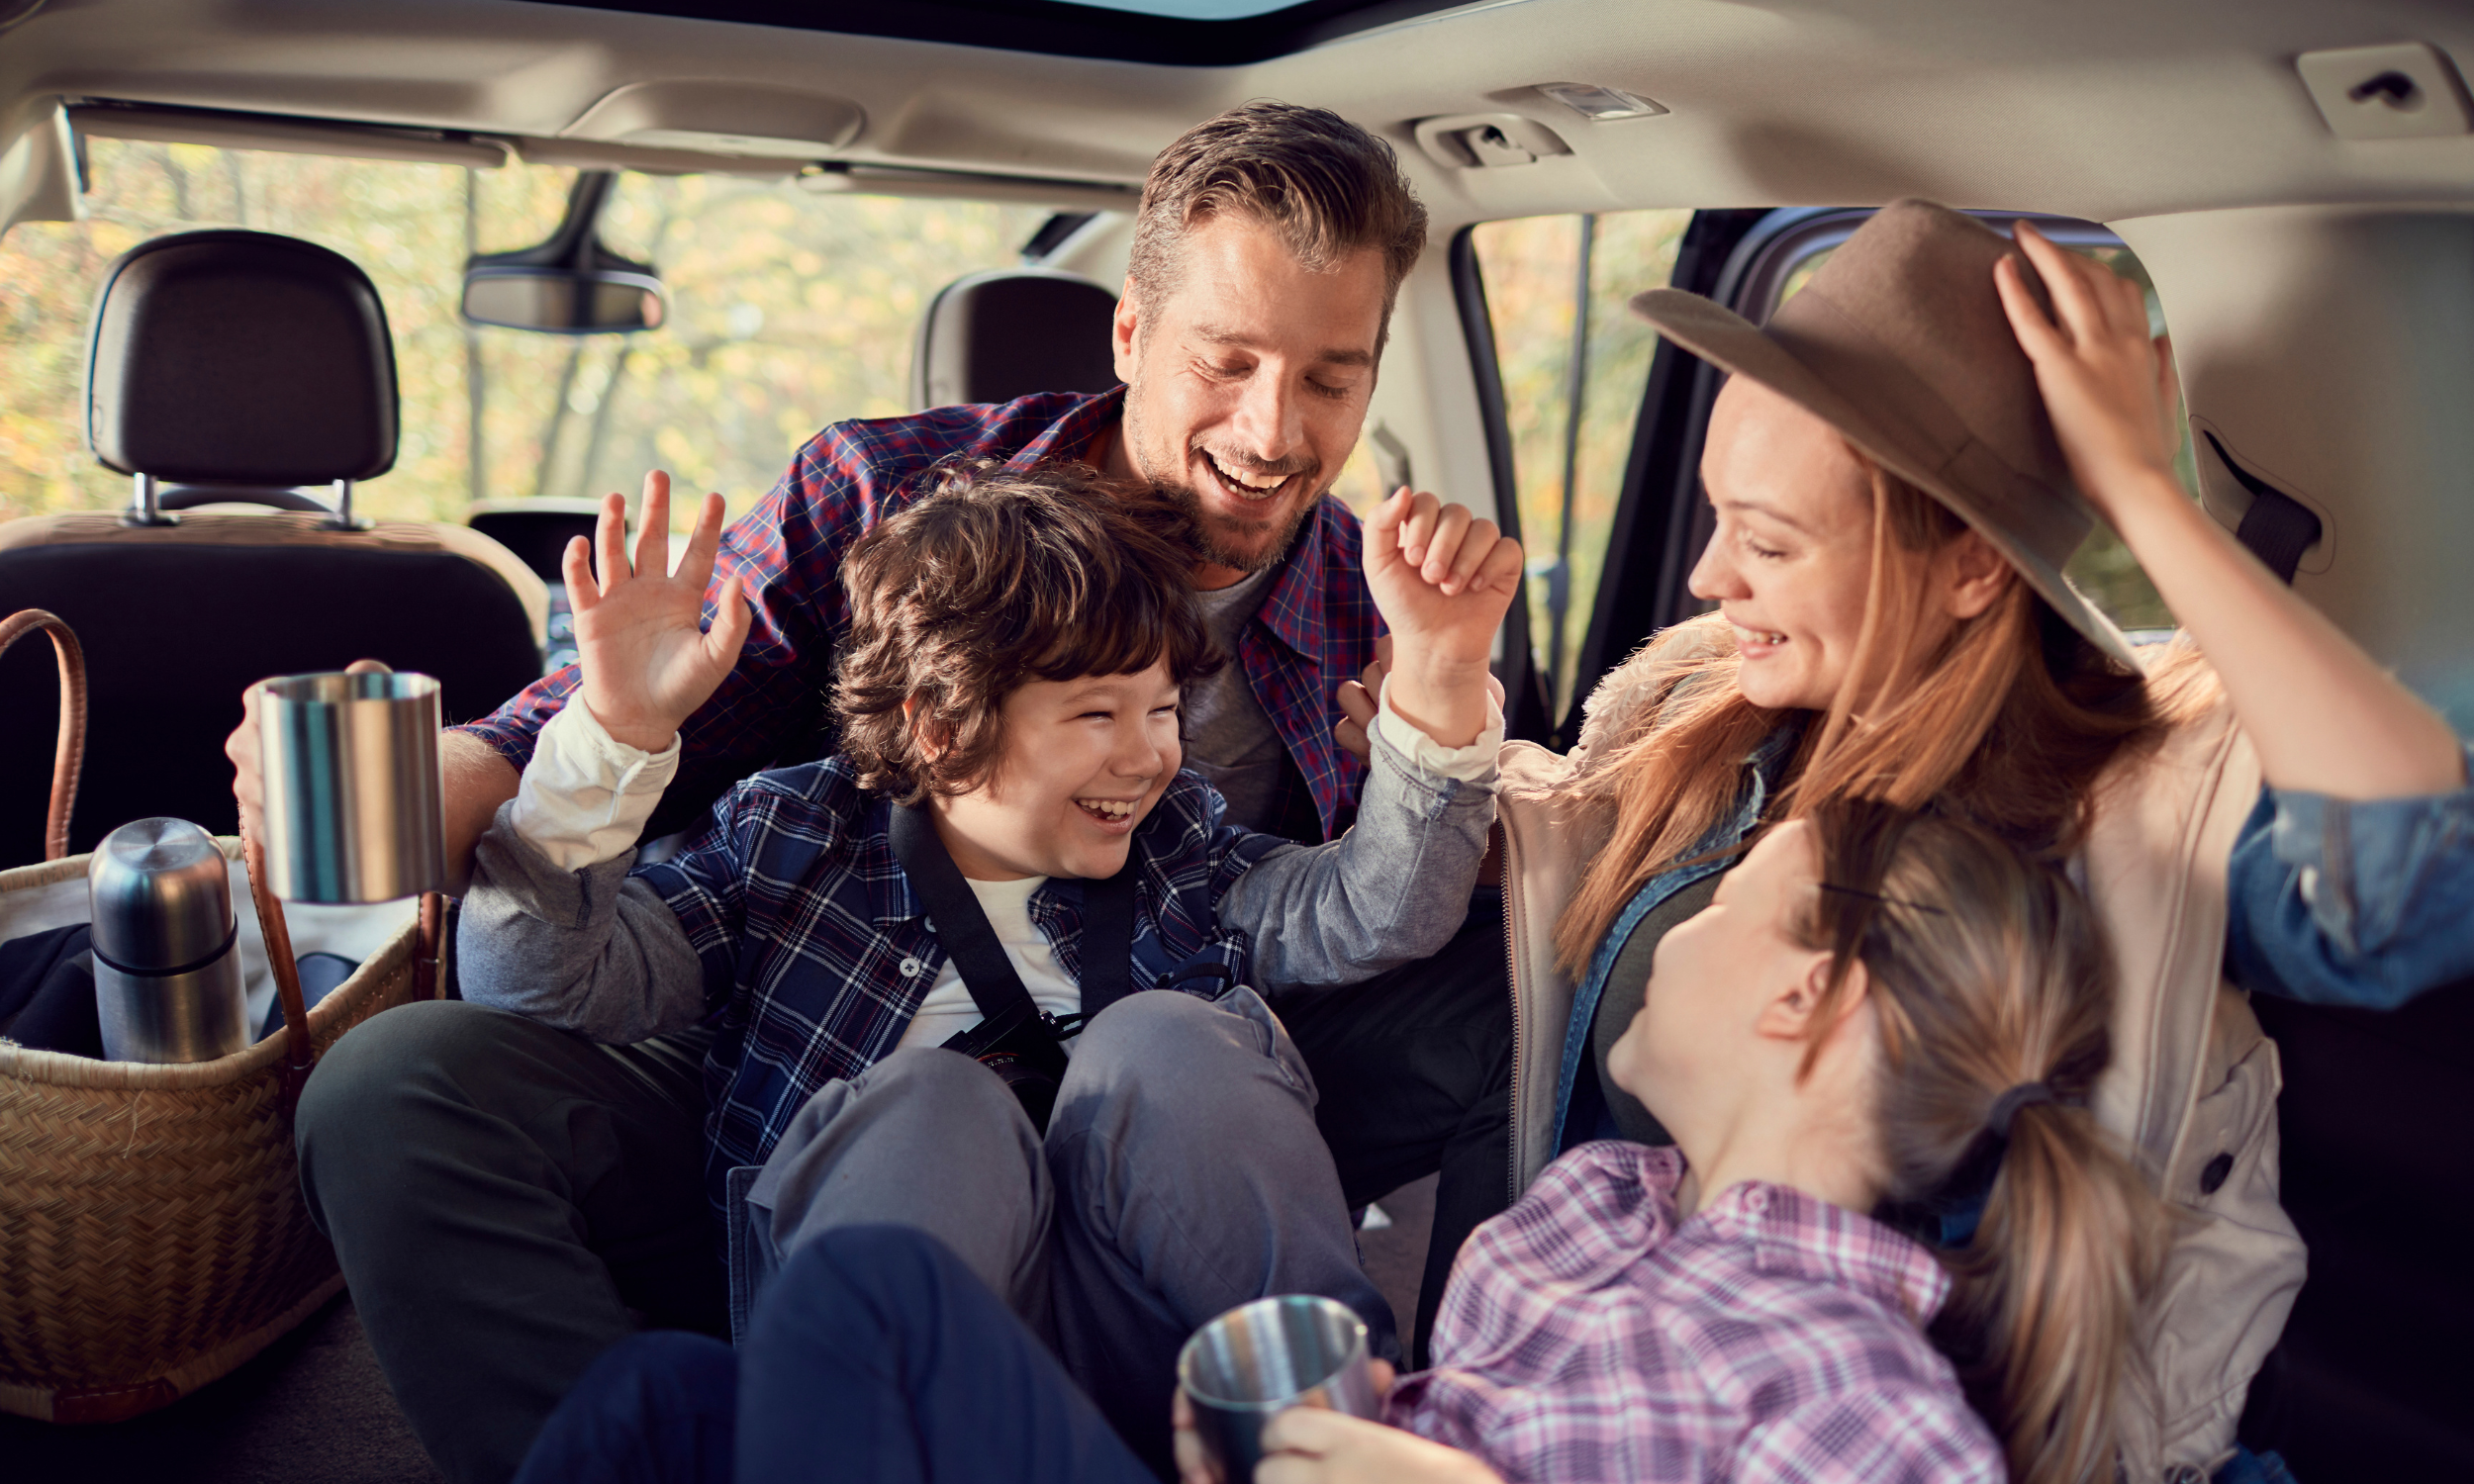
left=1182, top=567, right=1289, bottom=835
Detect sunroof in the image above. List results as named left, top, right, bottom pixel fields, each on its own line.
left=1060, top=0, right=1303, bottom=17
left=537, top=0, right=1475, bottom=66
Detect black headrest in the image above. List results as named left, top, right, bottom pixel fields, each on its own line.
left=86, top=230, right=399, bottom=485
left=910, top=268, right=1122, bottom=411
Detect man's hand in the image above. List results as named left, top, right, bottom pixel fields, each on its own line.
left=227, top=657, right=393, bottom=843
left=567, top=471, right=751, bottom=753
left=1332, top=636, right=1504, bottom=764
left=1359, top=488, right=1522, bottom=751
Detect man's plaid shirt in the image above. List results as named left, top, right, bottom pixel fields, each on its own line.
left=1389, top=1142, right=2003, bottom=1481
left=459, top=388, right=1383, bottom=841
left=635, top=756, right=1281, bottom=1211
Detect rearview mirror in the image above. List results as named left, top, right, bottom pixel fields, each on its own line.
left=462, top=268, right=665, bottom=333
left=461, top=170, right=667, bottom=335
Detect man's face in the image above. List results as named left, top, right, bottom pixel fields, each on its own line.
left=1111, top=213, right=1388, bottom=581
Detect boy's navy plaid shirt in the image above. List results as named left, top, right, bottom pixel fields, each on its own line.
left=634, top=756, right=1284, bottom=1211
left=459, top=387, right=1384, bottom=841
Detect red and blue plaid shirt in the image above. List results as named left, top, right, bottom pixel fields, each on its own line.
left=1390, top=1142, right=2003, bottom=1482
left=458, top=389, right=1382, bottom=841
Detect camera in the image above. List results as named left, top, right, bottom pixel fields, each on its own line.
left=943, top=1000, right=1085, bottom=1133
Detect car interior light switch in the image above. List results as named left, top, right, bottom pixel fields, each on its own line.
left=1535, top=82, right=1666, bottom=122
left=2297, top=43, right=2473, bottom=139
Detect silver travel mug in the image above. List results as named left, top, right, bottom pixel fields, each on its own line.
left=1177, top=1294, right=1380, bottom=1483
left=258, top=671, right=446, bottom=903
left=90, top=817, right=249, bottom=1064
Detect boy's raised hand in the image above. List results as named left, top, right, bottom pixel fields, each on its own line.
left=1362, top=487, right=1522, bottom=750
left=564, top=470, right=751, bottom=753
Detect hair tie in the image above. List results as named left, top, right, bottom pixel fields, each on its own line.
left=1986, top=1081, right=2057, bottom=1141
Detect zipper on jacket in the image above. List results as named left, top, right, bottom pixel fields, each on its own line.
left=1497, top=819, right=1524, bottom=1206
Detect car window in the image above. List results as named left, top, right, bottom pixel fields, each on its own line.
left=0, top=139, right=1055, bottom=527
left=1769, top=237, right=2186, bottom=634
left=1471, top=209, right=1695, bottom=715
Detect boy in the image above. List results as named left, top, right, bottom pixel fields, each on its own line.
left=454, top=457, right=1518, bottom=1468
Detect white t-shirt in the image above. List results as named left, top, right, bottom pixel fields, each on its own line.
left=894, top=874, right=1082, bottom=1052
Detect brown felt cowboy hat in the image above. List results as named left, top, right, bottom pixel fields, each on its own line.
left=1628, top=198, right=2140, bottom=668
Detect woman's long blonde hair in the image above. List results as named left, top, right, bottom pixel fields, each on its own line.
left=1795, top=798, right=2166, bottom=1484
left=1557, top=456, right=2210, bottom=973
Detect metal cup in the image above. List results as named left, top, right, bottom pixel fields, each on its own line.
left=258, top=671, right=446, bottom=903
left=90, top=817, right=248, bottom=1063
left=1177, top=1295, right=1379, bottom=1482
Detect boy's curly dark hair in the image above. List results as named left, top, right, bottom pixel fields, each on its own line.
left=833, top=458, right=1223, bottom=802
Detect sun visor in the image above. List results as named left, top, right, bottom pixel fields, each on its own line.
left=561, top=81, right=866, bottom=160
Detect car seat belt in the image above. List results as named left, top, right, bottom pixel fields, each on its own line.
left=886, top=800, right=1136, bottom=1035
left=2206, top=430, right=2323, bottom=585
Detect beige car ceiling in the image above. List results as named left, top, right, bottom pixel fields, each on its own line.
left=1, top=0, right=2471, bottom=230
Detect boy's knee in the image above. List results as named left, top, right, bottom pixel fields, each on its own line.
left=1066, top=989, right=1288, bottom=1106
left=857, top=1045, right=1018, bottom=1111
left=1052, top=989, right=1310, bottom=1161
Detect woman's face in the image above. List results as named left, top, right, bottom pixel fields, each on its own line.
left=1606, top=820, right=1828, bottom=1123
left=1687, top=378, right=1881, bottom=711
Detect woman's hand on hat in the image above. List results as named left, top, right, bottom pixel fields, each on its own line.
left=1995, top=220, right=2185, bottom=523
left=564, top=470, right=752, bottom=754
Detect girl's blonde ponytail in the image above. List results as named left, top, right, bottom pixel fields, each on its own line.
left=1797, top=799, right=2169, bottom=1484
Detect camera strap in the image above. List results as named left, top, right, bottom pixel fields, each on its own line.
left=888, top=801, right=1138, bottom=1036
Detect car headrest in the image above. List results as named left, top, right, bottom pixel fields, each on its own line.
left=86, top=229, right=399, bottom=486
left=909, top=268, right=1121, bottom=411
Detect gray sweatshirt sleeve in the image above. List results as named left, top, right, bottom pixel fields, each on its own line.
left=1214, top=723, right=1495, bottom=989
left=455, top=799, right=711, bottom=1044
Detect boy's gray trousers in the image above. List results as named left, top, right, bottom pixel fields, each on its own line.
left=293, top=986, right=1390, bottom=1484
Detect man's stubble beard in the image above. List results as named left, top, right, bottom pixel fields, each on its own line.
left=1122, top=401, right=1324, bottom=577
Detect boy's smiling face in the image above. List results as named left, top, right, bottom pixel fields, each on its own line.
left=929, top=659, right=1185, bottom=882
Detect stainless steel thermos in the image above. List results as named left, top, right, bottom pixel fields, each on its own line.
left=89, top=817, right=249, bottom=1064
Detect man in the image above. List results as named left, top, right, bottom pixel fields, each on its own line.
left=234, top=101, right=1511, bottom=1483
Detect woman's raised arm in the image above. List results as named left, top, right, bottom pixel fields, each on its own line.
left=1997, top=221, right=2464, bottom=799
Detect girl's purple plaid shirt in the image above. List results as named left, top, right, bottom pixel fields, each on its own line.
left=1390, top=1142, right=2005, bottom=1482
left=458, top=388, right=1384, bottom=843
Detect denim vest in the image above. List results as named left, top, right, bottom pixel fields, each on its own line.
left=1548, top=725, right=1804, bottom=1157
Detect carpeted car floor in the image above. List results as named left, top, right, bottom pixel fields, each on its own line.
left=2, top=1173, right=1440, bottom=1484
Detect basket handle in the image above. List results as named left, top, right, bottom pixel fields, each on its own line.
left=0, top=608, right=89, bottom=862
left=240, top=823, right=317, bottom=1103
left=239, top=824, right=447, bottom=1108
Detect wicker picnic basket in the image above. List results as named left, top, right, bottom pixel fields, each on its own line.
left=0, top=608, right=443, bottom=1423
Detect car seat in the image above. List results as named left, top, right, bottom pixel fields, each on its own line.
left=0, top=229, right=546, bottom=865
left=909, top=267, right=1121, bottom=411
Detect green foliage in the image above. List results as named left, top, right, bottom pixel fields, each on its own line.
left=1474, top=209, right=1693, bottom=714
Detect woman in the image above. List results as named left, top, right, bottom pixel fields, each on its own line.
left=515, top=799, right=2146, bottom=1484
left=1493, top=200, right=2474, bottom=1479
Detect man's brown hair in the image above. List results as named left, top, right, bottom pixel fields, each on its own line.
left=1127, top=100, right=1429, bottom=352
left=834, top=459, right=1222, bottom=802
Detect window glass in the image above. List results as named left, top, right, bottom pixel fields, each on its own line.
left=0, top=139, right=1052, bottom=527
left=1472, top=209, right=1694, bottom=714
left=1773, top=239, right=2187, bottom=633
